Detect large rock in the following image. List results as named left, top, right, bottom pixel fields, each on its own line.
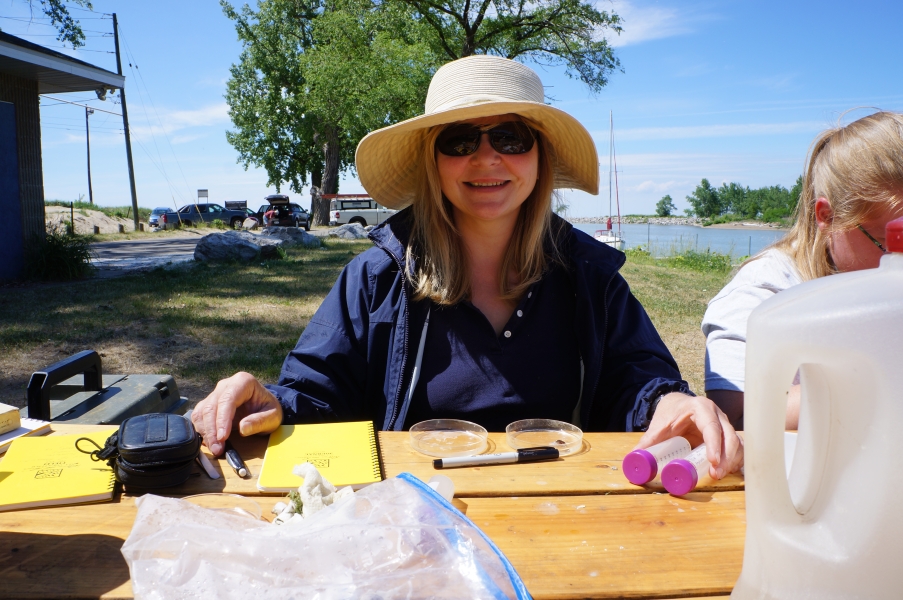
left=260, top=227, right=322, bottom=248
left=194, top=230, right=284, bottom=262
left=242, top=218, right=259, bottom=230
left=328, top=223, right=369, bottom=239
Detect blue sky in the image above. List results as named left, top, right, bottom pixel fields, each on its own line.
left=4, top=0, right=903, bottom=217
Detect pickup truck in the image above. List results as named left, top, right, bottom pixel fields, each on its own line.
left=327, top=194, right=396, bottom=227
left=158, top=203, right=249, bottom=230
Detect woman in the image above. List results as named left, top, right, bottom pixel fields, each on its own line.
left=194, top=56, right=742, bottom=479
left=703, top=111, right=903, bottom=429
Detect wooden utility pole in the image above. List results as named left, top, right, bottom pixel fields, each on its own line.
left=85, top=107, right=94, bottom=204
left=112, top=13, right=140, bottom=231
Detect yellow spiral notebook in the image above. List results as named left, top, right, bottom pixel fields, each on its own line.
left=0, top=429, right=117, bottom=512
left=257, top=421, right=382, bottom=492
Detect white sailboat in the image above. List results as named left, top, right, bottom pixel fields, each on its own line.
left=594, top=111, right=626, bottom=251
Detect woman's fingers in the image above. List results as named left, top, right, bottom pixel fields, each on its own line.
left=638, top=392, right=743, bottom=480
left=238, top=400, right=283, bottom=436
left=193, top=372, right=267, bottom=456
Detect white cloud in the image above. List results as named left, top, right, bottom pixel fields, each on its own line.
left=749, top=74, right=797, bottom=91
left=634, top=179, right=680, bottom=193
left=129, top=103, right=230, bottom=141
left=170, top=134, right=206, bottom=145
left=596, top=120, right=824, bottom=142
left=167, top=103, right=230, bottom=128
left=602, top=1, right=714, bottom=47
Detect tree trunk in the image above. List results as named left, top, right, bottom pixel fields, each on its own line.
left=313, top=125, right=340, bottom=226
left=309, top=162, right=323, bottom=218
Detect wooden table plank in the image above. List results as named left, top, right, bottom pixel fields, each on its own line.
left=0, top=500, right=135, bottom=599
left=379, top=431, right=744, bottom=497
left=39, top=426, right=744, bottom=498
left=0, top=491, right=744, bottom=600
left=463, top=491, right=745, bottom=599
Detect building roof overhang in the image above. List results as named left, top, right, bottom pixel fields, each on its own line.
left=0, top=31, right=124, bottom=94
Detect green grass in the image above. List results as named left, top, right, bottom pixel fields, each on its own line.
left=621, top=249, right=733, bottom=394
left=24, top=225, right=95, bottom=280
left=0, top=237, right=728, bottom=407
left=0, top=239, right=373, bottom=408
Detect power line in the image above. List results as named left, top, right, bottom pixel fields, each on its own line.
left=41, top=95, right=122, bottom=117
left=118, top=24, right=194, bottom=205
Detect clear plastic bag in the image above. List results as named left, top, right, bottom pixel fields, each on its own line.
left=121, top=473, right=531, bottom=599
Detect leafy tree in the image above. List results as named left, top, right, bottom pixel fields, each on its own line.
left=397, top=0, right=623, bottom=92
left=4, top=1, right=92, bottom=48
left=655, top=194, right=676, bottom=217
left=222, top=0, right=437, bottom=223
left=222, top=0, right=624, bottom=224
left=750, top=184, right=793, bottom=222
left=686, top=178, right=722, bottom=219
left=789, top=174, right=803, bottom=213
left=717, top=182, right=754, bottom=218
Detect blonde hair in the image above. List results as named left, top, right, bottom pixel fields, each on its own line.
left=773, top=111, right=903, bottom=280
left=406, top=117, right=560, bottom=305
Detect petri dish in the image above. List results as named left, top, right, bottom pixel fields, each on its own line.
left=409, top=419, right=488, bottom=458
left=182, top=493, right=262, bottom=521
left=506, top=419, right=583, bottom=456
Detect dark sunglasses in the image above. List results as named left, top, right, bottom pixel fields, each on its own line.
left=435, top=121, right=536, bottom=156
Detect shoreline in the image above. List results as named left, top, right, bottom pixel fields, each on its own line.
left=566, top=216, right=789, bottom=231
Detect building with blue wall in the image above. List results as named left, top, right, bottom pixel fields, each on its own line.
left=0, top=32, right=123, bottom=280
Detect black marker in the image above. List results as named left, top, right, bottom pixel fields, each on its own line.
left=433, top=446, right=559, bottom=469
left=224, top=440, right=249, bottom=478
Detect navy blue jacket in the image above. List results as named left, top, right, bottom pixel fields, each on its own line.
left=267, top=210, right=692, bottom=432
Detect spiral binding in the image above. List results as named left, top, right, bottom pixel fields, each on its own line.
left=367, top=422, right=383, bottom=481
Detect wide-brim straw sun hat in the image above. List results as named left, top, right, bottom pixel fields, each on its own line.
left=355, top=55, right=600, bottom=210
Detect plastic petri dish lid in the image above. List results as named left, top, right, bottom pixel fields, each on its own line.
left=409, top=419, right=488, bottom=458
left=505, top=419, right=583, bottom=456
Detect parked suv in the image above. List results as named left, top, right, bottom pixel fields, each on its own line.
left=159, top=203, right=248, bottom=229
left=255, top=195, right=311, bottom=230
left=328, top=194, right=396, bottom=227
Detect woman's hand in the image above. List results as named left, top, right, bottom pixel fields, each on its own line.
left=635, top=392, right=743, bottom=480
left=191, top=372, right=283, bottom=456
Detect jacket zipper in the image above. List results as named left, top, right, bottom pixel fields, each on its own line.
left=369, top=235, right=411, bottom=431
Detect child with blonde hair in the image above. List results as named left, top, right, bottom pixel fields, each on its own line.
left=703, top=111, right=903, bottom=429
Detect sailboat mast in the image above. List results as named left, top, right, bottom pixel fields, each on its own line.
left=612, top=114, right=622, bottom=234
left=608, top=111, right=613, bottom=221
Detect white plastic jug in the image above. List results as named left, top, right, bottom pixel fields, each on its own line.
left=732, top=222, right=903, bottom=600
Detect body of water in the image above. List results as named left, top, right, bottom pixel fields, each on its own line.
left=572, top=222, right=786, bottom=258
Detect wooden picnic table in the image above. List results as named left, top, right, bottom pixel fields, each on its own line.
left=0, top=425, right=744, bottom=599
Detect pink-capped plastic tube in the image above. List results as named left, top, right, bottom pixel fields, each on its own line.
left=622, top=436, right=691, bottom=485
left=662, top=444, right=709, bottom=496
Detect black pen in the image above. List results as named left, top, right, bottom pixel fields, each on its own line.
left=433, top=446, right=559, bottom=469
left=224, top=440, right=250, bottom=478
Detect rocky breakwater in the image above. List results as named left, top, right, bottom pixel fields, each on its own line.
left=568, top=216, right=703, bottom=226
left=194, top=228, right=321, bottom=262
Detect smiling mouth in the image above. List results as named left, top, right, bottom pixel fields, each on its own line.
left=466, top=181, right=508, bottom=187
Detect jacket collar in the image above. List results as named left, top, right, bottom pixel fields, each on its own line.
left=368, top=208, right=414, bottom=269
